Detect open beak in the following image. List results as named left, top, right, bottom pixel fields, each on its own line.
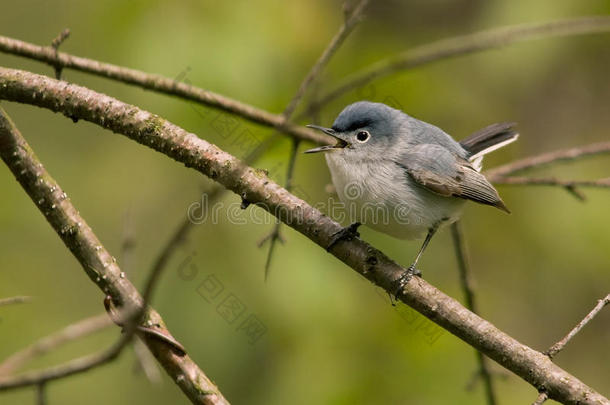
left=304, top=125, right=349, bottom=153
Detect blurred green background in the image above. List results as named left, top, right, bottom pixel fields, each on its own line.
left=1, top=1, right=609, bottom=404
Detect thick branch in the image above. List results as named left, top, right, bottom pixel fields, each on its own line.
left=0, top=68, right=607, bottom=404
left=0, top=106, right=228, bottom=404
left=310, top=16, right=610, bottom=109
left=0, top=36, right=329, bottom=145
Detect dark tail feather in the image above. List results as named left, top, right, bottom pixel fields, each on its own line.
left=460, top=122, right=518, bottom=159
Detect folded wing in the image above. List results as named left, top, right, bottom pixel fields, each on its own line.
left=397, top=144, right=510, bottom=213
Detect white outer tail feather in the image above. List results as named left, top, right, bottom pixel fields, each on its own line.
left=469, top=133, right=519, bottom=172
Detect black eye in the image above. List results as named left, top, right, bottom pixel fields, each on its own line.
left=356, top=130, right=370, bottom=142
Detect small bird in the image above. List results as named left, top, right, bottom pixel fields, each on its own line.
left=305, top=101, right=518, bottom=294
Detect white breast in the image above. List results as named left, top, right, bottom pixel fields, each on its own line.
left=325, top=152, right=464, bottom=240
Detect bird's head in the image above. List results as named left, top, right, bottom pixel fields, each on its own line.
left=305, top=101, right=405, bottom=160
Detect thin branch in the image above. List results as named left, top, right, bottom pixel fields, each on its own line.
left=118, top=207, right=162, bottom=383
left=490, top=176, right=610, bottom=201
left=0, top=35, right=329, bottom=145
left=309, top=16, right=610, bottom=110
left=281, top=0, right=368, bottom=118
left=533, top=392, right=549, bottom=405
left=451, top=222, right=497, bottom=405
left=35, top=383, right=45, bottom=405
left=485, top=141, right=610, bottom=179
left=1, top=68, right=607, bottom=404
left=119, top=207, right=137, bottom=276
left=545, top=294, right=610, bottom=359
left=50, top=28, right=70, bottom=80
left=0, top=336, right=130, bottom=390
left=0, top=107, right=228, bottom=404
left=0, top=296, right=31, bottom=307
left=132, top=339, right=162, bottom=383
left=262, top=138, right=300, bottom=279
left=0, top=313, right=112, bottom=376
left=495, top=176, right=610, bottom=187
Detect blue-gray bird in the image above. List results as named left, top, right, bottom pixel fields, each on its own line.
left=305, top=101, right=518, bottom=294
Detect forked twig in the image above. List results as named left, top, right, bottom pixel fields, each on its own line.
left=545, top=294, right=610, bottom=359
left=0, top=313, right=112, bottom=376
left=309, top=16, right=610, bottom=110
left=0, top=36, right=328, bottom=145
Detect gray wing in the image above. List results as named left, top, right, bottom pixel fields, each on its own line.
left=397, top=144, right=510, bottom=213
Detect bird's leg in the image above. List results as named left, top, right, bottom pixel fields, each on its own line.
left=326, top=222, right=361, bottom=251
left=394, top=223, right=441, bottom=298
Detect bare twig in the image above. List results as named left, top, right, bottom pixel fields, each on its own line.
left=50, top=28, right=70, bottom=80
left=0, top=313, right=112, bottom=376
left=0, top=296, right=31, bottom=307
left=451, top=222, right=497, bottom=405
left=533, top=392, right=549, bottom=405
left=132, top=339, right=162, bottom=383
left=308, top=16, right=610, bottom=110
left=282, top=0, right=368, bottom=118
left=35, top=382, right=45, bottom=405
left=485, top=141, right=610, bottom=179
left=1, top=68, right=607, bottom=404
left=119, top=207, right=137, bottom=276
left=0, top=336, right=132, bottom=390
left=0, top=107, right=228, bottom=404
left=117, top=212, right=162, bottom=383
left=484, top=141, right=610, bottom=201
left=545, top=294, right=610, bottom=359
left=145, top=187, right=221, bottom=285
left=0, top=35, right=328, bottom=145
left=50, top=29, right=70, bottom=50
left=490, top=177, right=610, bottom=201
left=261, top=138, right=300, bottom=279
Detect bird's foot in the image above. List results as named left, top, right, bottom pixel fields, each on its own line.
left=326, top=222, right=361, bottom=251
left=393, top=264, right=422, bottom=300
